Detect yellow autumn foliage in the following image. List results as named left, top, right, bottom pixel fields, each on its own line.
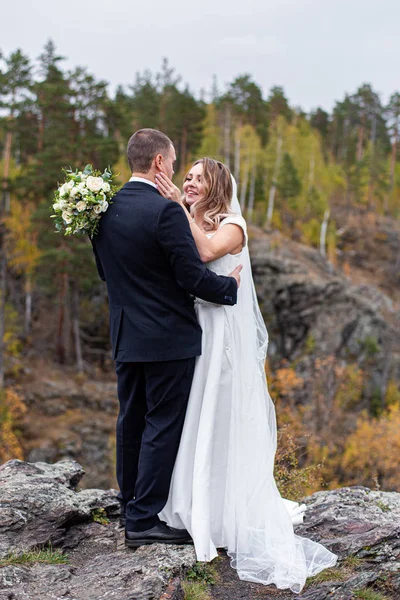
left=275, top=366, right=304, bottom=397
left=341, top=405, right=400, bottom=490
left=0, top=388, right=26, bottom=464
left=335, top=363, right=364, bottom=409
left=275, top=423, right=323, bottom=499
left=4, top=200, right=41, bottom=276
left=385, top=380, right=400, bottom=409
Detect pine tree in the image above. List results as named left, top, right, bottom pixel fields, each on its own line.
left=310, top=108, right=330, bottom=158
left=267, top=86, right=292, bottom=124
left=69, top=66, right=118, bottom=167
left=224, top=75, right=268, bottom=145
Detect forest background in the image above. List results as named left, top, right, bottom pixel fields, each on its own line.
left=1, top=41, right=400, bottom=497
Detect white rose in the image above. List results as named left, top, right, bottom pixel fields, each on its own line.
left=77, top=182, right=86, bottom=193
left=93, top=204, right=103, bottom=214
left=62, top=211, right=73, bottom=224
left=86, top=176, right=104, bottom=193
left=58, top=199, right=68, bottom=209
left=76, top=201, right=87, bottom=212
left=69, top=186, right=79, bottom=198
left=53, top=202, right=61, bottom=211
left=100, top=200, right=109, bottom=212
left=102, top=182, right=111, bottom=193
left=59, top=180, right=73, bottom=195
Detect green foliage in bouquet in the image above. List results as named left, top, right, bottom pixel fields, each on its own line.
left=50, top=164, right=120, bottom=238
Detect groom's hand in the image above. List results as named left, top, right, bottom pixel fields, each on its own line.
left=229, top=265, right=243, bottom=288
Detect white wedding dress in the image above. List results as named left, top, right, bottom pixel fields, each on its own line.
left=160, top=211, right=337, bottom=593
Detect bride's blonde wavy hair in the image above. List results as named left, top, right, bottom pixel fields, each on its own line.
left=184, top=158, right=233, bottom=231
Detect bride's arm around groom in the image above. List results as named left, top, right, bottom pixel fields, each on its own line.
left=156, top=199, right=241, bottom=304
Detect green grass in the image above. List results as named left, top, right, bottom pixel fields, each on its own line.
left=307, top=567, right=347, bottom=584
left=0, top=546, right=69, bottom=567
left=375, top=501, right=391, bottom=512
left=340, top=555, right=363, bottom=569
left=306, top=555, right=364, bottom=589
left=182, top=560, right=219, bottom=600
left=91, top=508, right=110, bottom=525
left=354, top=589, right=390, bottom=600
left=185, top=562, right=217, bottom=585
left=182, top=581, right=212, bottom=600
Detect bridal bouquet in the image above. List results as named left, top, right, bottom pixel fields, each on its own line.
left=51, top=165, right=119, bottom=238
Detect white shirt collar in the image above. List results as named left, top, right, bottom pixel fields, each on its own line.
left=129, top=176, right=157, bottom=190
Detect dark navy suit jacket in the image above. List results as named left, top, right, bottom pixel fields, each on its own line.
left=92, top=181, right=237, bottom=362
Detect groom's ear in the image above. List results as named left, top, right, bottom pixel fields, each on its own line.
left=154, top=153, right=163, bottom=171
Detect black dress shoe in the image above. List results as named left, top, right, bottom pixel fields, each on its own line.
left=125, top=521, right=192, bottom=548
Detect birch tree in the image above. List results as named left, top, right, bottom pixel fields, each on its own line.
left=0, top=49, right=32, bottom=388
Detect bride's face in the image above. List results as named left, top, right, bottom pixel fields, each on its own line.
left=183, top=163, right=206, bottom=207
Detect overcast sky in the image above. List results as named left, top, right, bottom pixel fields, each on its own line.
left=2, top=0, right=400, bottom=112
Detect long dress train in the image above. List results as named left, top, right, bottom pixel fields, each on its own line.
left=160, top=215, right=337, bottom=593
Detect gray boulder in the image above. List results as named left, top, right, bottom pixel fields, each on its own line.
left=1, top=460, right=400, bottom=599
left=0, top=459, right=195, bottom=600
left=0, top=459, right=119, bottom=557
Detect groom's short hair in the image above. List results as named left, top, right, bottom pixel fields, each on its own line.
left=127, top=129, right=173, bottom=173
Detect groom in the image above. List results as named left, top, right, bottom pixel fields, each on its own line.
left=92, top=129, right=241, bottom=547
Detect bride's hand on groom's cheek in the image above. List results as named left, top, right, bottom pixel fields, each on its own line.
left=155, top=173, right=182, bottom=203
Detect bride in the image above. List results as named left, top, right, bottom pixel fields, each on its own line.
left=154, top=158, right=337, bottom=593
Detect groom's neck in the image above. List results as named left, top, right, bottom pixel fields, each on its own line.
left=131, top=171, right=156, bottom=184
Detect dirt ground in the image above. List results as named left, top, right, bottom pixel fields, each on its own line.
left=209, top=551, right=297, bottom=600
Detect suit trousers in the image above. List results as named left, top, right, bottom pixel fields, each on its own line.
left=115, top=357, right=196, bottom=531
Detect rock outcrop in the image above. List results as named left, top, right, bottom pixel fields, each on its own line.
left=296, top=486, right=400, bottom=599
left=0, top=459, right=194, bottom=600
left=21, top=376, right=118, bottom=490
left=1, top=460, right=399, bottom=599
left=250, top=229, right=399, bottom=366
